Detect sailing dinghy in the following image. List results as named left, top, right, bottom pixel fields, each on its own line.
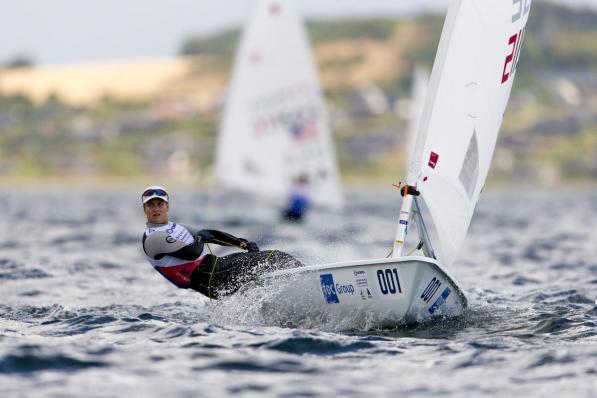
left=215, top=0, right=343, bottom=211
left=261, top=0, right=532, bottom=325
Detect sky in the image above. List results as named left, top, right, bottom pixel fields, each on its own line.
left=1, top=0, right=596, bottom=66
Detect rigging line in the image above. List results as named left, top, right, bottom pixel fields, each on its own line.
left=207, top=256, right=218, bottom=301
left=211, top=238, right=243, bottom=248
left=413, top=197, right=436, bottom=259
left=264, top=250, right=275, bottom=264
left=205, top=240, right=262, bottom=295
left=202, top=242, right=215, bottom=299
left=407, top=241, right=424, bottom=256
left=258, top=250, right=277, bottom=274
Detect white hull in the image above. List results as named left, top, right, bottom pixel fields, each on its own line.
left=262, top=256, right=467, bottom=327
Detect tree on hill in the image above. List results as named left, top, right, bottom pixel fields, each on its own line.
left=3, top=55, right=35, bottom=69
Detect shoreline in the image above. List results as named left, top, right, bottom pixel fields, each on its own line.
left=3, top=174, right=596, bottom=193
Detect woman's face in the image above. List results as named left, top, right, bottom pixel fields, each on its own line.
left=143, top=199, right=169, bottom=224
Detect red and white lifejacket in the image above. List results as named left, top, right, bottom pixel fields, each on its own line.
left=142, top=222, right=206, bottom=288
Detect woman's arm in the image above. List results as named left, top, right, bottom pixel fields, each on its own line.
left=144, top=231, right=205, bottom=261
left=197, top=229, right=259, bottom=252
left=196, top=229, right=246, bottom=248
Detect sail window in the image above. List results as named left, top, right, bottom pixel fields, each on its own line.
left=428, top=152, right=439, bottom=169
left=459, top=130, right=479, bottom=199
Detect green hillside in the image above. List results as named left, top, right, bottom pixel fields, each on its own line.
left=1, top=1, right=596, bottom=185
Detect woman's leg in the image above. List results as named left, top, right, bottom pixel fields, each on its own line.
left=190, top=251, right=303, bottom=298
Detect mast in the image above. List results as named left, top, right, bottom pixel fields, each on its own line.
left=393, top=66, right=429, bottom=258
left=391, top=165, right=420, bottom=258
left=391, top=194, right=413, bottom=258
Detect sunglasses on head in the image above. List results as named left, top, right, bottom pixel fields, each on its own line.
left=142, top=189, right=168, bottom=199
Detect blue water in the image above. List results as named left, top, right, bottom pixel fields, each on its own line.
left=1, top=189, right=596, bottom=397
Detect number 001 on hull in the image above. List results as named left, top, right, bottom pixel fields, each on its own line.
left=265, top=257, right=467, bottom=325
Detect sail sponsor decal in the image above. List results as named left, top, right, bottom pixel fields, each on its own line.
left=459, top=130, right=479, bottom=200
left=290, top=119, right=319, bottom=141
left=248, top=82, right=333, bottom=187
left=428, top=287, right=451, bottom=314
left=428, top=151, right=439, bottom=169
left=250, top=83, right=322, bottom=140
left=252, top=104, right=322, bottom=140
left=320, top=273, right=355, bottom=304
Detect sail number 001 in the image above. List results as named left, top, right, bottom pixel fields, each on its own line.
left=377, top=268, right=402, bottom=295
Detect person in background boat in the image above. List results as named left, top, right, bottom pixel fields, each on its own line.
left=141, top=186, right=302, bottom=298
left=282, top=175, right=312, bottom=222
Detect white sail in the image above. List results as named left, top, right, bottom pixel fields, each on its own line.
left=406, top=66, right=429, bottom=165
left=216, top=0, right=343, bottom=209
left=410, top=0, right=532, bottom=267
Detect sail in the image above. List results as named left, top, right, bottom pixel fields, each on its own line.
left=406, top=66, right=429, bottom=165
left=216, top=0, right=343, bottom=208
left=411, top=0, right=532, bottom=267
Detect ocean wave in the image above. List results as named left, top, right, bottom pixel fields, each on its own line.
left=0, top=345, right=107, bottom=374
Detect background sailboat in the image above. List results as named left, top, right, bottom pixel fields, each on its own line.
left=215, top=0, right=343, bottom=211
left=260, top=0, right=532, bottom=327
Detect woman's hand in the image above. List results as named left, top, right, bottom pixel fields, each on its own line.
left=240, top=239, right=259, bottom=252
left=245, top=242, right=259, bottom=252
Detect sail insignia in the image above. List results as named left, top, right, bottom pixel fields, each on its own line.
left=459, top=129, right=479, bottom=200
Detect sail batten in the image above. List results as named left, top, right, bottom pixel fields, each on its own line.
left=410, top=0, right=532, bottom=267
